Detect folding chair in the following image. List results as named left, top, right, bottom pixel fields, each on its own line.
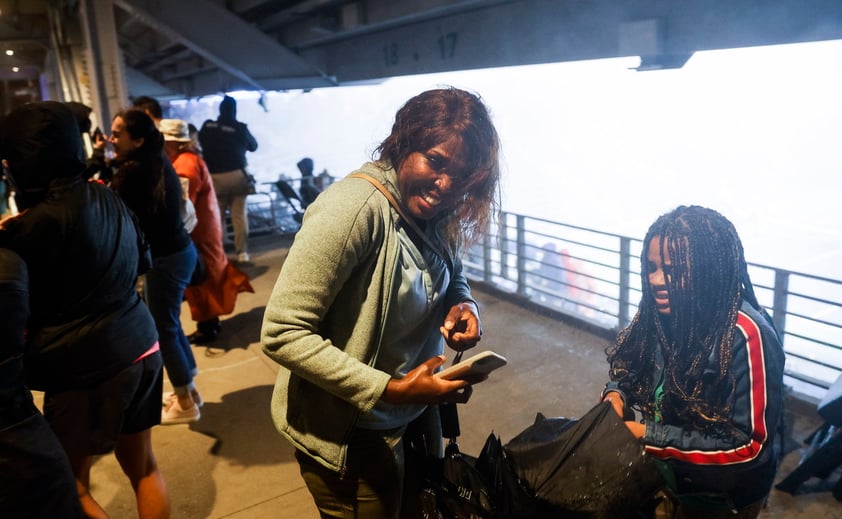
left=274, top=179, right=305, bottom=223
left=776, top=373, right=842, bottom=499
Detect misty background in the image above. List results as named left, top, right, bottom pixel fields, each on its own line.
left=170, top=39, right=842, bottom=281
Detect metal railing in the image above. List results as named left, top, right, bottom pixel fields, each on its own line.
left=226, top=187, right=303, bottom=242
left=464, top=212, right=842, bottom=401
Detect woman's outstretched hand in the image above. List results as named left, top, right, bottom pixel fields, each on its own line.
left=603, top=391, right=646, bottom=439
left=603, top=391, right=626, bottom=418
left=381, top=355, right=473, bottom=405
left=440, top=301, right=482, bottom=351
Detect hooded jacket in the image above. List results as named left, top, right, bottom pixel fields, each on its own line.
left=0, top=102, right=157, bottom=391
left=0, top=177, right=158, bottom=391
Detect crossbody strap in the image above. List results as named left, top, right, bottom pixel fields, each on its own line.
left=348, top=173, right=451, bottom=266
left=350, top=172, right=463, bottom=441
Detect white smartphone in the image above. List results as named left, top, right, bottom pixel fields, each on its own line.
left=436, top=351, right=508, bottom=381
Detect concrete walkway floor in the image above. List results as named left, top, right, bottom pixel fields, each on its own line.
left=54, top=233, right=839, bottom=518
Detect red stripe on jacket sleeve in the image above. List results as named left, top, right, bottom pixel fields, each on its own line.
left=645, top=312, right=768, bottom=465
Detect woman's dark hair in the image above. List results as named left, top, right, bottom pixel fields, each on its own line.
left=110, top=109, right=166, bottom=214
left=606, top=205, right=766, bottom=433
left=375, top=87, right=500, bottom=248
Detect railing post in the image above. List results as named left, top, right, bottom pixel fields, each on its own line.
left=516, top=214, right=527, bottom=297
left=618, top=237, right=631, bottom=328
left=772, top=270, right=789, bottom=344
left=483, top=220, right=493, bottom=284
left=500, top=212, right=510, bottom=280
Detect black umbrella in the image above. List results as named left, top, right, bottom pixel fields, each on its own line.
left=475, top=432, right=537, bottom=518
left=504, top=402, right=663, bottom=518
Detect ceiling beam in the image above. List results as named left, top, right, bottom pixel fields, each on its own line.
left=106, top=0, right=842, bottom=98
left=124, top=64, right=177, bottom=99
left=294, top=0, right=842, bottom=84
left=114, top=0, right=336, bottom=95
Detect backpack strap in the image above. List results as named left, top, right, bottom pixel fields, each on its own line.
left=348, top=172, right=451, bottom=268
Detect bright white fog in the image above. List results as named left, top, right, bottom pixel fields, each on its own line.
left=170, top=39, right=842, bottom=280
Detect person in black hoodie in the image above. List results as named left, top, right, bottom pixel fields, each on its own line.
left=0, top=101, right=170, bottom=518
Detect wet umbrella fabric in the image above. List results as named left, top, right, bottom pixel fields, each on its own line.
left=504, top=402, right=663, bottom=518
left=410, top=402, right=534, bottom=519
left=414, top=435, right=537, bottom=519
left=475, top=433, right=536, bottom=518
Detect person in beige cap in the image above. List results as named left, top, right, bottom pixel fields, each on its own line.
left=160, top=119, right=254, bottom=346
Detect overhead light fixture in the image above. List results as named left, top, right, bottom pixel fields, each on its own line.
left=12, top=66, right=19, bottom=72
left=5, top=49, right=13, bottom=56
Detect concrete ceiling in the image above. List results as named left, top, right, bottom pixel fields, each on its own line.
left=3, top=0, right=842, bottom=100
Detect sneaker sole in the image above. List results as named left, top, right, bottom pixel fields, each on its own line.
left=162, top=391, right=204, bottom=408
left=160, top=411, right=201, bottom=426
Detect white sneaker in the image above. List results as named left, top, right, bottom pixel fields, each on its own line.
left=163, top=390, right=203, bottom=408
left=161, top=396, right=201, bottom=425
left=237, top=252, right=250, bottom=263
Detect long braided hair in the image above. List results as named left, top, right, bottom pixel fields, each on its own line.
left=606, top=206, right=765, bottom=434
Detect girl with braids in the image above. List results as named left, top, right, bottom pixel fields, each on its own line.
left=602, top=205, right=785, bottom=518
left=261, top=87, right=499, bottom=517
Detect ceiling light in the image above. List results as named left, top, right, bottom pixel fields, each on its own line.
left=12, top=66, right=19, bottom=72
left=5, top=50, right=12, bottom=56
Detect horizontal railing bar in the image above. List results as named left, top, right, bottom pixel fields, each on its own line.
left=783, top=349, right=842, bottom=371
left=784, top=371, right=832, bottom=390
left=784, top=311, right=842, bottom=330
left=784, top=292, right=842, bottom=308
left=784, top=331, right=841, bottom=351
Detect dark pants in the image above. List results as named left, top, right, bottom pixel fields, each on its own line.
left=297, top=426, right=406, bottom=519
left=653, top=491, right=766, bottom=519
left=296, top=408, right=441, bottom=519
